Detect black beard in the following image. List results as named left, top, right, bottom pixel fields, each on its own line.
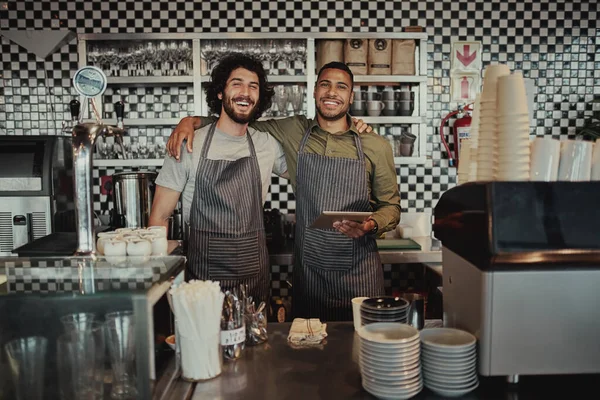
left=222, top=96, right=257, bottom=124
left=315, top=103, right=348, bottom=122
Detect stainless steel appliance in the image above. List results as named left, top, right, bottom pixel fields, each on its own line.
left=434, top=182, right=600, bottom=382
left=112, top=171, right=158, bottom=229
left=0, top=136, right=73, bottom=256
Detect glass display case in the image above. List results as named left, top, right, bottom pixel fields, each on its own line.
left=0, top=255, right=185, bottom=399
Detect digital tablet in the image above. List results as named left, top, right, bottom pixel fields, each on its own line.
left=310, top=211, right=372, bottom=229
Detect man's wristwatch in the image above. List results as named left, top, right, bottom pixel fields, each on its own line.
left=368, top=220, right=379, bottom=235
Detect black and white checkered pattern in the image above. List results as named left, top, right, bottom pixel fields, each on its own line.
left=0, top=0, right=598, bottom=297
left=4, top=257, right=169, bottom=293
left=2, top=0, right=597, bottom=216
left=102, top=86, right=196, bottom=120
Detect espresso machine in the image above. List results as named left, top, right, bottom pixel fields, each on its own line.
left=434, top=182, right=600, bottom=382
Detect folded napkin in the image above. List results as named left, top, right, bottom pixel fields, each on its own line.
left=287, top=318, right=328, bottom=345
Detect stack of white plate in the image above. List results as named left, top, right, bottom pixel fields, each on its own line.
left=420, top=328, right=479, bottom=397
left=357, top=322, right=423, bottom=400
left=360, top=296, right=409, bottom=325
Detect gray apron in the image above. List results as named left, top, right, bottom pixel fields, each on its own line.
left=187, top=123, right=269, bottom=305
left=293, top=126, right=385, bottom=321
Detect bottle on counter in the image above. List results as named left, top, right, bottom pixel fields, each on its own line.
left=221, top=291, right=245, bottom=360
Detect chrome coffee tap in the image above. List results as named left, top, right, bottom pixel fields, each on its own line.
left=72, top=123, right=125, bottom=255
left=113, top=101, right=128, bottom=159
left=62, top=99, right=81, bottom=134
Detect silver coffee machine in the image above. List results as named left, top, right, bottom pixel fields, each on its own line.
left=0, top=136, right=73, bottom=256
left=434, top=182, right=600, bottom=382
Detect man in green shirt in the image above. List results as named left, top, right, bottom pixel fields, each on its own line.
left=167, top=62, right=400, bottom=321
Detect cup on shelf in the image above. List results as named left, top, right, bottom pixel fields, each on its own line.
left=367, top=101, right=385, bottom=117
left=383, top=101, right=397, bottom=116
left=382, top=90, right=395, bottom=101
left=351, top=100, right=366, bottom=116
left=397, top=100, right=414, bottom=116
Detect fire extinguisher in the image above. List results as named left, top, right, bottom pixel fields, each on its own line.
left=439, top=104, right=473, bottom=167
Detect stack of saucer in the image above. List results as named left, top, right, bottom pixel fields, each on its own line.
left=358, top=323, right=423, bottom=399
left=360, top=297, right=409, bottom=325
left=420, top=328, right=479, bottom=397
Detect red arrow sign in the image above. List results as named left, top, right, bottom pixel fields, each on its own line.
left=456, top=45, right=477, bottom=67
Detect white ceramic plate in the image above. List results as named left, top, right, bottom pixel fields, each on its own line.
left=362, top=370, right=422, bottom=386
left=363, top=379, right=423, bottom=398
left=421, top=342, right=476, bottom=355
left=358, top=323, right=419, bottom=344
left=422, top=363, right=477, bottom=376
left=360, top=339, right=420, bottom=355
left=360, top=362, right=422, bottom=380
left=420, top=328, right=476, bottom=351
left=422, top=357, right=477, bottom=370
left=360, top=348, right=421, bottom=364
left=425, top=379, right=479, bottom=398
left=423, top=370, right=478, bottom=385
left=360, top=334, right=420, bottom=349
left=421, top=352, right=477, bottom=365
left=421, top=346, right=476, bottom=358
left=360, top=354, right=420, bottom=373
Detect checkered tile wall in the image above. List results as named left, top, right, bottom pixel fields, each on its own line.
left=1, top=0, right=599, bottom=217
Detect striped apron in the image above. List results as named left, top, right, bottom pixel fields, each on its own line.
left=292, top=126, right=385, bottom=321
left=187, top=123, right=269, bottom=305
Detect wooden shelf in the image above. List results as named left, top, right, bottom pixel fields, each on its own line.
left=354, top=75, right=427, bottom=84
left=359, top=117, right=424, bottom=124
left=107, top=76, right=194, bottom=84
left=93, top=159, right=165, bottom=167
left=83, top=118, right=183, bottom=126
left=200, top=75, right=307, bottom=83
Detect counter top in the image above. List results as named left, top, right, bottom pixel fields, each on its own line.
left=268, top=236, right=442, bottom=265
left=163, top=322, right=597, bottom=400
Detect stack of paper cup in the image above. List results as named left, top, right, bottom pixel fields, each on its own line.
left=530, top=137, right=561, bottom=181
left=477, top=64, right=510, bottom=181
left=467, top=95, right=481, bottom=182
left=457, top=140, right=471, bottom=185
left=496, top=72, right=531, bottom=181
left=558, top=139, right=593, bottom=181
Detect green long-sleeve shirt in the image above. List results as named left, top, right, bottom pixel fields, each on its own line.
left=194, top=115, right=401, bottom=233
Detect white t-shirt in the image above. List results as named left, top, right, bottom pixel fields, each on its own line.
left=155, top=124, right=287, bottom=224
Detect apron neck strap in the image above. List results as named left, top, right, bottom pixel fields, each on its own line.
left=299, top=124, right=365, bottom=162
left=201, top=122, right=256, bottom=158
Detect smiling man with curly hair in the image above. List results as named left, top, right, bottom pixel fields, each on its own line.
left=149, top=54, right=287, bottom=305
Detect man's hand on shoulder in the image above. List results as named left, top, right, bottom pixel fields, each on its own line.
left=167, top=117, right=199, bottom=161
left=352, top=117, right=376, bottom=135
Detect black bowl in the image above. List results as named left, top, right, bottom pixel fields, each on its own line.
left=361, top=296, right=409, bottom=311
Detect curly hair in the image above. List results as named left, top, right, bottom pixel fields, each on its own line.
left=204, top=53, right=274, bottom=119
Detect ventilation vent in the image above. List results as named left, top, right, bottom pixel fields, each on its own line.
left=0, top=212, right=13, bottom=253
left=29, top=212, right=47, bottom=241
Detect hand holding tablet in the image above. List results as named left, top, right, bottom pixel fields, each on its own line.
left=310, top=211, right=372, bottom=229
